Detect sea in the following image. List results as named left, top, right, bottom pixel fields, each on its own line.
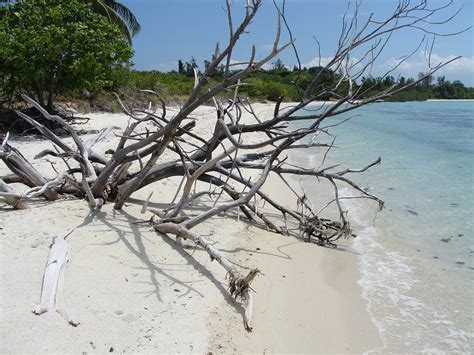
left=291, top=101, right=473, bottom=353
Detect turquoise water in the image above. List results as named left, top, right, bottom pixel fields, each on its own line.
left=293, top=101, right=474, bottom=353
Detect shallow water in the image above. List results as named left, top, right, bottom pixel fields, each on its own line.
left=291, top=101, right=474, bottom=353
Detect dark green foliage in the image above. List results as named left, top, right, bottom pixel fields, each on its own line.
left=120, top=64, right=473, bottom=104
left=263, top=82, right=287, bottom=101
left=359, top=74, right=474, bottom=102
left=0, top=0, right=133, bottom=110
left=123, top=70, right=194, bottom=98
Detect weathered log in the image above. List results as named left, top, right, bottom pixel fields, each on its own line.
left=0, top=174, right=24, bottom=184
left=33, top=229, right=79, bottom=326
left=0, top=137, right=58, bottom=200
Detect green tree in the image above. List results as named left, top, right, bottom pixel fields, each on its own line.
left=1, top=1, right=141, bottom=44
left=418, top=72, right=433, bottom=87
left=0, top=0, right=133, bottom=111
left=270, top=58, right=287, bottom=73
left=184, top=57, right=198, bottom=77
left=178, top=60, right=185, bottom=75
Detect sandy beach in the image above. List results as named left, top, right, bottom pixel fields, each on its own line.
left=0, top=102, right=381, bottom=354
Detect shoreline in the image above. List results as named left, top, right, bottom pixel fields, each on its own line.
left=0, top=103, right=381, bottom=353
left=426, top=99, right=474, bottom=101
left=206, top=172, right=382, bottom=353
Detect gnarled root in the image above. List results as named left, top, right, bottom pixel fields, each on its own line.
left=299, top=216, right=351, bottom=247
left=228, top=269, right=259, bottom=331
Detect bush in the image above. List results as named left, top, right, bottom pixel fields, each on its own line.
left=264, top=82, right=287, bottom=101
left=0, top=0, right=133, bottom=110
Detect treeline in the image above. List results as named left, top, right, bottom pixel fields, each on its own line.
left=118, top=58, right=474, bottom=102
left=359, top=74, right=474, bottom=101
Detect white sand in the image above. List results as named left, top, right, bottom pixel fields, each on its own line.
left=0, top=103, right=381, bottom=353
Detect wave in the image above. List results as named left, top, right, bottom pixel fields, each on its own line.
left=341, top=188, right=474, bottom=353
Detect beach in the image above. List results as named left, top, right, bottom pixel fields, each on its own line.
left=0, top=102, right=381, bottom=354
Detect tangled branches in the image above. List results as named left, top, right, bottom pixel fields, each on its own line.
left=0, top=0, right=464, bottom=330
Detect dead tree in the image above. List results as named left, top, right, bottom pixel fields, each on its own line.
left=0, top=0, right=465, bottom=330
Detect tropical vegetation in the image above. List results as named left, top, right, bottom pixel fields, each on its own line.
left=119, top=59, right=474, bottom=103
left=0, top=0, right=472, bottom=114
left=1, top=0, right=140, bottom=42
left=0, top=0, right=133, bottom=111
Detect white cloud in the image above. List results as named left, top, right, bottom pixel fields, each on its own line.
left=300, top=52, right=474, bottom=86
left=376, top=52, right=474, bottom=85
left=302, top=56, right=334, bottom=68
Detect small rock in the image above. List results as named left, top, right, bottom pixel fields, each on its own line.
left=456, top=261, right=465, bottom=265
left=440, top=238, right=450, bottom=243
left=109, top=347, right=114, bottom=353
left=407, top=209, right=418, bottom=216
left=256, top=247, right=261, bottom=251
left=433, top=256, right=439, bottom=259
left=173, top=289, right=180, bottom=292
left=450, top=203, right=459, bottom=206
left=458, top=234, right=464, bottom=237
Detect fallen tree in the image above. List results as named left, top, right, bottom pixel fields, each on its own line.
left=0, top=0, right=464, bottom=330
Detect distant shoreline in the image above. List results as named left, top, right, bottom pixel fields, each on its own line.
left=426, top=99, right=474, bottom=102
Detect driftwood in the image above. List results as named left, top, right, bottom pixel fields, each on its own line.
left=0, top=0, right=463, bottom=330
left=154, top=222, right=259, bottom=331
left=0, top=178, right=29, bottom=209
left=32, top=229, right=79, bottom=326
left=0, top=133, right=58, bottom=200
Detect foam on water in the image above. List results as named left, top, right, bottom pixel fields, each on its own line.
left=342, top=185, right=473, bottom=353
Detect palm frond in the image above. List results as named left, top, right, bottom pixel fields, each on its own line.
left=85, top=0, right=139, bottom=44
left=104, top=0, right=141, bottom=36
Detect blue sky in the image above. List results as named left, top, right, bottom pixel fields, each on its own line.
left=122, top=0, right=474, bottom=86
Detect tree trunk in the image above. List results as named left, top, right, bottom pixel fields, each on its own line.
left=33, top=80, right=46, bottom=108
left=47, top=80, right=54, bottom=113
